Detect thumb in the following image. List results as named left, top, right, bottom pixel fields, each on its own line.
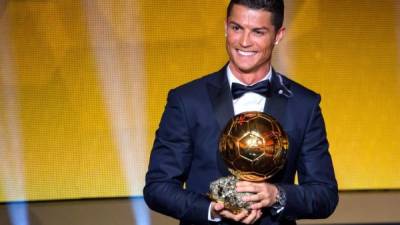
left=213, top=202, right=225, bottom=212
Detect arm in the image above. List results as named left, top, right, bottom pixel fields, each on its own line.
left=280, top=95, right=338, bottom=220
left=143, top=90, right=210, bottom=225
left=237, top=95, right=338, bottom=220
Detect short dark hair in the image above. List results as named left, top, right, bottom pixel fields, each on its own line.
left=227, top=0, right=284, bottom=30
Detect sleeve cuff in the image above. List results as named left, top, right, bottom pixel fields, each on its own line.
left=208, top=203, right=222, bottom=222
left=270, top=184, right=287, bottom=216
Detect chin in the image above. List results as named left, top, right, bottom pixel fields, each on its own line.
left=232, top=62, right=256, bottom=72
left=239, top=68, right=257, bottom=74
left=233, top=58, right=259, bottom=70
left=234, top=65, right=256, bottom=74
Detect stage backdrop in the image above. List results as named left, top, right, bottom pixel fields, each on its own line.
left=0, top=0, right=399, bottom=202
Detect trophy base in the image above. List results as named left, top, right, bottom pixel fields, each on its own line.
left=208, top=175, right=251, bottom=213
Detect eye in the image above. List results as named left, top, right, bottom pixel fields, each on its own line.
left=230, top=24, right=240, bottom=32
left=254, top=30, right=265, bottom=36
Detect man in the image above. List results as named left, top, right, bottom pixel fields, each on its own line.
left=143, top=0, right=338, bottom=224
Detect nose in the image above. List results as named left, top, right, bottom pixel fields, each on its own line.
left=239, top=31, right=252, bottom=47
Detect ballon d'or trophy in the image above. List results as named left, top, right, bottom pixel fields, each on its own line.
left=209, top=111, right=289, bottom=213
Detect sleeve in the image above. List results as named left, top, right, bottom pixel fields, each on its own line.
left=279, top=95, right=339, bottom=220
left=143, top=89, right=211, bottom=225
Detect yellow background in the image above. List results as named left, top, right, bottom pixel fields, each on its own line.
left=0, top=0, right=399, bottom=202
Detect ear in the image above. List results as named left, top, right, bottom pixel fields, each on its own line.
left=274, top=27, right=286, bottom=45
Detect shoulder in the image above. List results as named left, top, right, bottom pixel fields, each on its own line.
left=169, top=68, right=224, bottom=98
left=276, top=72, right=321, bottom=103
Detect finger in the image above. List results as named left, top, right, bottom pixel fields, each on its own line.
left=236, top=182, right=268, bottom=193
left=242, top=192, right=262, bottom=202
left=213, top=202, right=225, bottom=211
left=236, top=183, right=259, bottom=193
left=234, top=209, right=250, bottom=222
left=236, top=181, right=258, bottom=189
left=250, top=201, right=267, bottom=210
left=241, top=209, right=257, bottom=224
left=242, top=189, right=275, bottom=204
left=220, top=209, right=248, bottom=222
left=236, top=181, right=254, bottom=187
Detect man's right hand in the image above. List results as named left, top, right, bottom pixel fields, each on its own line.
left=211, top=202, right=263, bottom=224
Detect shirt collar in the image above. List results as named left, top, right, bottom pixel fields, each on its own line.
left=227, top=65, right=272, bottom=88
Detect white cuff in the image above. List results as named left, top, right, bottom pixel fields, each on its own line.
left=208, top=203, right=222, bottom=222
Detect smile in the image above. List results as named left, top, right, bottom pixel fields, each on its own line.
left=237, top=49, right=256, bottom=56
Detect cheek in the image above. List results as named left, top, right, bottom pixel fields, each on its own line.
left=258, top=42, right=273, bottom=53
left=227, top=40, right=235, bottom=48
left=226, top=34, right=240, bottom=45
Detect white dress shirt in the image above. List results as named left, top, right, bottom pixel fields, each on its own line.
left=227, top=66, right=272, bottom=115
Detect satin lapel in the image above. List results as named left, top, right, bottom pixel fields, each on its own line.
left=207, top=66, right=234, bottom=176
left=207, top=68, right=235, bottom=131
left=264, top=70, right=289, bottom=127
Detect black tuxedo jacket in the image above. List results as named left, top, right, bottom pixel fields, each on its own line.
left=144, top=66, right=338, bottom=225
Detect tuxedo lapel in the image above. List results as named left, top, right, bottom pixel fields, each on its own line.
left=206, top=66, right=235, bottom=131
left=206, top=66, right=234, bottom=176
left=264, top=69, right=291, bottom=127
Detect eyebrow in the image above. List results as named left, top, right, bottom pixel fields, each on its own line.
left=228, top=21, right=269, bottom=32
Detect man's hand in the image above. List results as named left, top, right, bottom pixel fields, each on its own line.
left=236, top=181, right=279, bottom=210
left=211, top=202, right=263, bottom=224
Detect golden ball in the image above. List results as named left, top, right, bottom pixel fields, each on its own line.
left=219, top=112, right=289, bottom=182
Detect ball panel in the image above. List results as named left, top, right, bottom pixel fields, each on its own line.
left=238, top=131, right=264, bottom=161
left=233, top=157, right=253, bottom=172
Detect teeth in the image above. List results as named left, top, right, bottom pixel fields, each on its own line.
left=237, top=50, right=256, bottom=56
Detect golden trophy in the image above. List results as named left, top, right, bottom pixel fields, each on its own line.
left=209, top=111, right=289, bottom=213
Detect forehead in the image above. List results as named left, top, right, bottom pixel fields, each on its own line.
left=228, top=4, right=273, bottom=28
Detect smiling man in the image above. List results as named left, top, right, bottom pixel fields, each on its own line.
left=144, top=1, right=338, bottom=225
left=225, top=3, right=284, bottom=85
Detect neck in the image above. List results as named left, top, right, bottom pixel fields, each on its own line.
left=228, top=63, right=271, bottom=85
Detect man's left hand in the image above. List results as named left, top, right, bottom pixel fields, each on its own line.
left=236, top=181, right=279, bottom=210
